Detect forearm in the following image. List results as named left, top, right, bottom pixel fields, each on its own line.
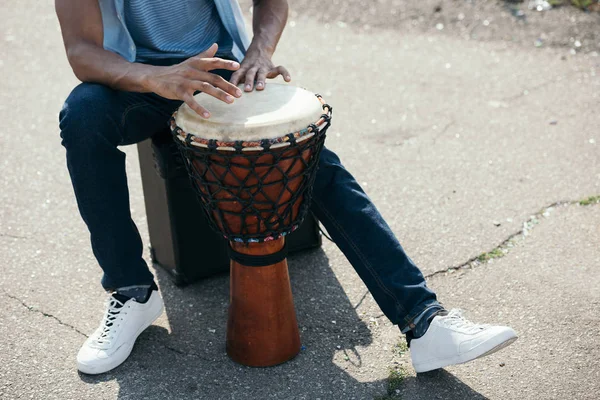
left=55, top=0, right=158, bottom=93
left=250, top=0, right=288, bottom=56
left=66, top=42, right=157, bottom=92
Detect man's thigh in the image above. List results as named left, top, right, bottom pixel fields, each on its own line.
left=60, top=82, right=182, bottom=146
left=118, top=89, right=183, bottom=145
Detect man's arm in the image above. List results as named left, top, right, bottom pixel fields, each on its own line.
left=55, top=0, right=241, bottom=117
left=230, top=0, right=290, bottom=91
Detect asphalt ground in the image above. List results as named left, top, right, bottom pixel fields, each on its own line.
left=0, top=1, right=598, bottom=399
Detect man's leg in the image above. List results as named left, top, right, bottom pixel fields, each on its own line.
left=310, top=147, right=443, bottom=335
left=59, top=82, right=183, bottom=374
left=310, top=147, right=517, bottom=373
left=59, top=82, right=182, bottom=291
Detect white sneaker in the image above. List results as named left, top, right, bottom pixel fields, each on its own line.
left=410, top=309, right=518, bottom=373
left=77, top=290, right=164, bottom=375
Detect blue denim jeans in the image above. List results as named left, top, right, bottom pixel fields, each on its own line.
left=59, top=67, right=442, bottom=334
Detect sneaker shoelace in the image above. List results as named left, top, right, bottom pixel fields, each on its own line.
left=439, top=309, right=490, bottom=334
left=91, top=295, right=133, bottom=348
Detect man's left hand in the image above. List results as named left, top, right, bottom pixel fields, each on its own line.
left=229, top=49, right=290, bottom=92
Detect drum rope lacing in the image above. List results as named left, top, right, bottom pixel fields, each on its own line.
left=171, top=96, right=332, bottom=245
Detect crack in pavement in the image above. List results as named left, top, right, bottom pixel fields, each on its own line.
left=138, top=336, right=214, bottom=362
left=425, top=197, right=599, bottom=280
left=431, top=119, right=456, bottom=145
left=500, top=70, right=582, bottom=103
left=3, top=291, right=216, bottom=361
left=0, top=233, right=29, bottom=239
left=353, top=290, right=370, bottom=310
left=161, top=344, right=213, bottom=362
left=367, top=118, right=455, bottom=149
left=3, top=291, right=88, bottom=337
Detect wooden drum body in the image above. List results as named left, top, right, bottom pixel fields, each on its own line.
left=171, top=84, right=332, bottom=367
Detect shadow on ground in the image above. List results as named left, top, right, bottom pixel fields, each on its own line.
left=399, top=370, right=490, bottom=400
left=77, top=248, right=486, bottom=399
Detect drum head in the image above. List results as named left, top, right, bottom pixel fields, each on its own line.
left=174, top=83, right=324, bottom=142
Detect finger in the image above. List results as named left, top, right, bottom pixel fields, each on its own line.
left=205, top=73, right=243, bottom=97
left=244, top=67, right=259, bottom=92
left=190, top=57, right=240, bottom=72
left=196, top=43, right=218, bottom=59
left=183, top=92, right=210, bottom=119
left=266, top=66, right=291, bottom=82
left=255, top=68, right=269, bottom=91
left=186, top=71, right=242, bottom=97
left=189, top=81, right=235, bottom=104
left=229, top=68, right=245, bottom=86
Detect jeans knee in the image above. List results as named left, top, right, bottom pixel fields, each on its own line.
left=59, top=83, right=120, bottom=149
left=314, top=147, right=345, bottom=192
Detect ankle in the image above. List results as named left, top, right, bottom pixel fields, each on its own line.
left=408, top=307, right=447, bottom=341
left=115, top=282, right=158, bottom=303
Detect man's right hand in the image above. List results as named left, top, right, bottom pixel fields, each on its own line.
left=145, top=44, right=242, bottom=118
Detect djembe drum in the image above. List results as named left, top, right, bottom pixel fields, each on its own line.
left=170, top=83, right=332, bottom=367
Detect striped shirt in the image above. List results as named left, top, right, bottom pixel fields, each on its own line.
left=98, top=0, right=249, bottom=63
left=124, top=0, right=232, bottom=62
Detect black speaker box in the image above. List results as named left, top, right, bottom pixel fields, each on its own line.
left=137, top=131, right=322, bottom=286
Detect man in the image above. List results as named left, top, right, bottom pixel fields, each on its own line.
left=56, top=0, right=517, bottom=376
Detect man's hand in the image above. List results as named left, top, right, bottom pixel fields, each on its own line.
left=146, top=44, right=242, bottom=118
left=230, top=0, right=290, bottom=92
left=229, top=48, right=290, bottom=92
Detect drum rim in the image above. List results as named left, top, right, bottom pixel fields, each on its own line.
left=170, top=94, right=332, bottom=152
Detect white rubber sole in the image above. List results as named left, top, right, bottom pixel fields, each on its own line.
left=413, top=331, right=518, bottom=373
left=77, top=298, right=164, bottom=375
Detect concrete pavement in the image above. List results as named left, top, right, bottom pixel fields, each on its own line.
left=1, top=1, right=598, bottom=399
left=395, top=202, right=600, bottom=400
